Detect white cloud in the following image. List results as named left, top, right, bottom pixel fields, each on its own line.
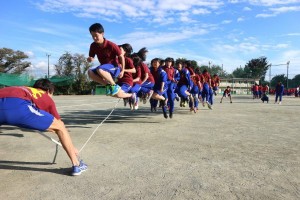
left=243, top=6, right=252, bottom=11
left=248, top=0, right=300, bottom=7
left=222, top=20, right=232, bottom=24
left=237, top=17, right=245, bottom=22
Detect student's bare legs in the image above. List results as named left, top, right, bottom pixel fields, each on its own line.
left=98, top=69, right=116, bottom=85
left=151, top=93, right=165, bottom=101
left=112, top=90, right=135, bottom=98
left=47, top=119, right=79, bottom=166
left=88, top=70, right=107, bottom=85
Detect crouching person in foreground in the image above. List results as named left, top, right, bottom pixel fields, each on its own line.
left=0, top=79, right=87, bottom=176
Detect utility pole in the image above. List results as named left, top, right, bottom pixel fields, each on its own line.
left=208, top=61, right=211, bottom=68
left=287, top=61, right=290, bottom=89
left=46, top=54, right=51, bottom=78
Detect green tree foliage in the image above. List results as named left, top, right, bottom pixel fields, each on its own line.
left=292, top=74, right=300, bottom=87
left=54, top=52, right=93, bottom=94
left=232, top=66, right=247, bottom=78
left=270, top=74, right=286, bottom=88
left=0, top=48, right=31, bottom=73
left=244, top=56, right=270, bottom=80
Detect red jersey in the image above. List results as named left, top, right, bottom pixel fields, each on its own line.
left=140, top=62, right=155, bottom=83
left=117, top=57, right=134, bottom=86
left=133, top=65, right=142, bottom=85
left=211, top=76, right=220, bottom=87
left=0, top=86, right=60, bottom=119
left=202, top=72, right=211, bottom=85
left=89, top=38, right=121, bottom=66
left=162, top=65, right=175, bottom=82
left=224, top=88, right=231, bottom=94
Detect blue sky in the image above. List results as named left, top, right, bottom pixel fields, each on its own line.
left=1, top=0, right=300, bottom=80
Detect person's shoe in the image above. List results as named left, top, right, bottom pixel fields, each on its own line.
left=71, top=160, right=88, bottom=176
left=279, top=102, right=281, bottom=104
left=175, top=93, right=180, bottom=101
left=105, top=85, right=112, bottom=96
left=194, top=107, right=197, bottom=113
left=169, top=112, right=173, bottom=119
left=220, top=101, right=222, bottom=103
left=131, top=93, right=136, bottom=104
left=134, top=102, right=139, bottom=110
left=180, top=99, right=183, bottom=107
left=230, top=101, right=232, bottom=103
left=123, top=98, right=128, bottom=107
left=206, top=102, right=212, bottom=110
left=110, top=85, right=120, bottom=96
left=163, top=109, right=168, bottom=119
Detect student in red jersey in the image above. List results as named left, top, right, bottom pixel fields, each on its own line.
left=117, top=44, right=137, bottom=107
left=212, top=74, right=220, bottom=95
left=162, top=57, right=177, bottom=118
left=220, top=86, right=232, bottom=103
left=190, top=69, right=202, bottom=113
left=0, top=79, right=87, bottom=176
left=87, top=23, right=135, bottom=99
left=135, top=48, right=155, bottom=104
left=201, top=69, right=212, bottom=109
left=195, top=68, right=204, bottom=104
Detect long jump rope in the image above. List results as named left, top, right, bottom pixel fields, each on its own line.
left=39, top=98, right=121, bottom=163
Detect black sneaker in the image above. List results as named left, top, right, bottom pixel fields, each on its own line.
left=169, top=112, right=173, bottom=118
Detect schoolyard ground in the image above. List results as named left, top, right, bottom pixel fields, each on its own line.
left=0, top=94, right=299, bottom=200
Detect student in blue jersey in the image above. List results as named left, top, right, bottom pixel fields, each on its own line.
left=150, top=58, right=169, bottom=119
left=162, top=57, right=177, bottom=118
left=175, top=60, right=193, bottom=108
left=274, top=81, right=284, bottom=104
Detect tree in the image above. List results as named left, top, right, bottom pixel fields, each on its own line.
left=292, top=74, right=300, bottom=87
left=232, top=66, right=246, bottom=78
left=54, top=52, right=92, bottom=94
left=0, top=48, right=31, bottom=73
left=245, top=56, right=270, bottom=80
left=270, top=74, right=286, bottom=88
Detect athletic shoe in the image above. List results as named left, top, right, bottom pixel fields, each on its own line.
left=123, top=98, right=128, bottom=107
left=134, top=102, right=139, bottom=110
left=105, top=85, right=112, bottom=96
left=163, top=109, right=168, bottom=119
left=230, top=101, right=232, bottom=103
left=279, top=102, right=281, bottom=104
left=131, top=93, right=137, bottom=104
left=71, top=160, right=88, bottom=176
left=169, top=112, right=173, bottom=119
left=110, top=85, right=120, bottom=96
left=175, top=93, right=180, bottom=101
left=220, top=101, right=222, bottom=103
left=206, top=102, right=212, bottom=110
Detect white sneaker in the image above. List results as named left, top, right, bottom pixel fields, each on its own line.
left=279, top=102, right=281, bottom=104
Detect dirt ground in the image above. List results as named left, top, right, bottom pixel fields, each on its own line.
left=1, top=94, right=299, bottom=200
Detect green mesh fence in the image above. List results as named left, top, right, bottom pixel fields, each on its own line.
left=0, top=73, right=75, bottom=87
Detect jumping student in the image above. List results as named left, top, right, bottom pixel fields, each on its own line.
left=175, top=60, right=193, bottom=108
left=150, top=58, right=169, bottom=118
left=162, top=57, right=176, bottom=118
left=87, top=23, right=135, bottom=99
left=0, top=79, right=87, bottom=176
left=201, top=69, right=212, bottom=109
left=117, top=44, right=137, bottom=107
